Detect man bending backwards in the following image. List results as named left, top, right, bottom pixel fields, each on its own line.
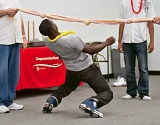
left=39, top=19, right=115, bottom=118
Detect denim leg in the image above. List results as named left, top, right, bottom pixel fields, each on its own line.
left=0, top=45, right=9, bottom=106
left=78, top=63, right=113, bottom=108
left=5, top=44, right=20, bottom=106
left=123, top=43, right=137, bottom=97
left=136, top=41, right=149, bottom=97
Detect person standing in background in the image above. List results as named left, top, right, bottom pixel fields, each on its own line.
left=118, top=0, right=155, bottom=100
left=112, top=52, right=127, bottom=87
left=0, top=0, right=28, bottom=113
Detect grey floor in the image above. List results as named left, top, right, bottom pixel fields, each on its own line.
left=1, top=76, right=160, bottom=125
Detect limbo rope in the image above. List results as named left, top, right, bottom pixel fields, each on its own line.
left=18, top=8, right=153, bottom=26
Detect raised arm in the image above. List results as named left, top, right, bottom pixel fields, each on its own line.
left=82, top=36, right=115, bottom=55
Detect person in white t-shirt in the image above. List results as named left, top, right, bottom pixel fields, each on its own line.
left=118, top=0, right=155, bottom=100
left=0, top=0, right=28, bottom=113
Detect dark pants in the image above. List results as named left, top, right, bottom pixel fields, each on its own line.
left=123, top=41, right=149, bottom=98
left=51, top=63, right=113, bottom=108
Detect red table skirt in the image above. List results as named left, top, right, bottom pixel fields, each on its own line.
left=17, top=46, right=83, bottom=91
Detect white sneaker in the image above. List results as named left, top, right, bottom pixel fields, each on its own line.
left=122, top=95, right=133, bottom=99
left=113, top=76, right=126, bottom=87
left=142, top=96, right=151, bottom=100
left=123, top=81, right=127, bottom=86
left=0, top=105, right=10, bottom=113
left=8, top=103, right=24, bottom=110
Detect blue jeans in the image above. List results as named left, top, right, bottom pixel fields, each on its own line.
left=0, top=44, right=20, bottom=106
left=123, top=41, right=149, bottom=98
left=50, top=63, right=113, bottom=108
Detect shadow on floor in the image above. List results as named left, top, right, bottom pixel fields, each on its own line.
left=15, top=88, right=56, bottom=99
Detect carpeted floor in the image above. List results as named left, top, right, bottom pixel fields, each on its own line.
left=0, top=76, right=160, bottom=125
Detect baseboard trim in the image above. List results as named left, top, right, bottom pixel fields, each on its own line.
left=148, top=71, right=160, bottom=75
left=103, top=71, right=160, bottom=79
left=103, top=74, right=114, bottom=79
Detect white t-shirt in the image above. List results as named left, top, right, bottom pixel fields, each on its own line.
left=118, top=0, right=156, bottom=43
left=0, top=0, right=23, bottom=45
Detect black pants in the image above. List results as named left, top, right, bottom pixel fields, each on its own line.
left=51, top=63, right=113, bottom=108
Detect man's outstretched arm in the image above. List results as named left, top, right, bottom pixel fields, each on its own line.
left=82, top=36, right=115, bottom=55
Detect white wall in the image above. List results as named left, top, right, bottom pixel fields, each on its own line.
left=19, top=0, right=160, bottom=74
left=148, top=0, right=160, bottom=71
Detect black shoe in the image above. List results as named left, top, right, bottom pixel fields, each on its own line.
left=42, top=96, right=58, bottom=113
left=42, top=103, right=53, bottom=113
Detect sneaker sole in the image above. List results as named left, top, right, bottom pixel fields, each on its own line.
left=113, top=85, right=123, bottom=87
left=79, top=104, right=102, bottom=118
left=8, top=106, right=24, bottom=110
left=141, top=98, right=151, bottom=100
left=42, top=104, right=53, bottom=113
left=0, top=110, right=10, bottom=113
left=113, top=84, right=125, bottom=87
